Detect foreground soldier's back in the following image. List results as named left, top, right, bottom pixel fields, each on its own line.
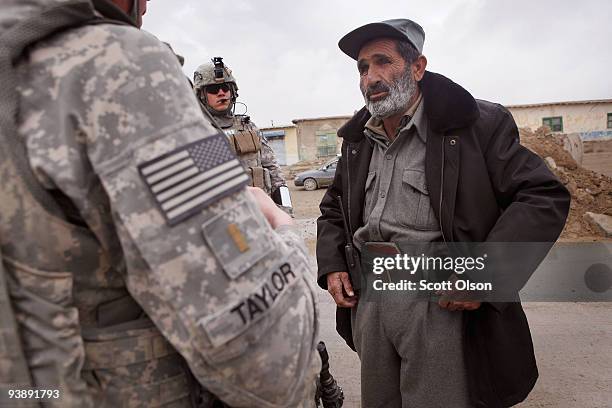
left=0, top=1, right=319, bottom=407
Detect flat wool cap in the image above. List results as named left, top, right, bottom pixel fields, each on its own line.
left=338, top=18, right=425, bottom=60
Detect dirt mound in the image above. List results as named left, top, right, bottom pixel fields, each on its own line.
left=520, top=127, right=612, bottom=240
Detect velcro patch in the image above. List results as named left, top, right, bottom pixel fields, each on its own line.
left=201, top=200, right=274, bottom=279
left=138, top=133, right=249, bottom=226
left=198, top=261, right=300, bottom=348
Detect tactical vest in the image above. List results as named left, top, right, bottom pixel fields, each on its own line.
left=222, top=116, right=272, bottom=195
left=0, top=2, right=194, bottom=406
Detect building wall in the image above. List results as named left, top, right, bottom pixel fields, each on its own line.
left=283, top=126, right=299, bottom=165
left=508, top=102, right=612, bottom=140
left=293, top=117, right=351, bottom=161
left=260, top=125, right=299, bottom=165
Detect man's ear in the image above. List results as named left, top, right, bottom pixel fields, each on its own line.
left=413, top=55, right=428, bottom=82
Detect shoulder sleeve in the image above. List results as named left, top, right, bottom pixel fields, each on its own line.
left=26, top=24, right=319, bottom=406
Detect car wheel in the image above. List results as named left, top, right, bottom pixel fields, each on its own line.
left=303, top=178, right=318, bottom=191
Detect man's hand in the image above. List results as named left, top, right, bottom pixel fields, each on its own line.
left=247, top=186, right=293, bottom=229
left=327, top=272, right=358, bottom=308
left=437, top=274, right=482, bottom=311
left=438, top=299, right=481, bottom=312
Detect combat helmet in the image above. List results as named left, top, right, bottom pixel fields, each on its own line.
left=193, top=57, right=238, bottom=115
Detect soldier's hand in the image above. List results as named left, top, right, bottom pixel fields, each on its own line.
left=247, top=186, right=293, bottom=229
left=327, top=272, right=358, bottom=308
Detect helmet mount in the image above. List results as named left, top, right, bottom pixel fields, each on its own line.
left=129, top=0, right=140, bottom=26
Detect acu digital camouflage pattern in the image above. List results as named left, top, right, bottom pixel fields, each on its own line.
left=221, top=115, right=287, bottom=196
left=193, top=61, right=237, bottom=90
left=0, top=1, right=320, bottom=407
left=0, top=250, right=39, bottom=408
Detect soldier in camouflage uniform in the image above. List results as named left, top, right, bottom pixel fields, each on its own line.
left=193, top=60, right=288, bottom=202
left=0, top=0, right=319, bottom=407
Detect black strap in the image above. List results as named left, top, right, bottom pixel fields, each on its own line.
left=91, top=0, right=137, bottom=27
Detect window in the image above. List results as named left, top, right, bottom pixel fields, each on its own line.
left=542, top=116, right=563, bottom=132
left=316, top=130, right=338, bottom=157
left=607, top=113, right=612, bottom=129
left=262, top=130, right=285, bottom=139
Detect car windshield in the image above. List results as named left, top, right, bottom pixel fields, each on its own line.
left=322, top=158, right=339, bottom=169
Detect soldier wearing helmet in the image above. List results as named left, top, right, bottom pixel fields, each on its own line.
left=1, top=0, right=319, bottom=406
left=194, top=59, right=290, bottom=206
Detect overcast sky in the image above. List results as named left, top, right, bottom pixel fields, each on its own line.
left=143, top=0, right=612, bottom=128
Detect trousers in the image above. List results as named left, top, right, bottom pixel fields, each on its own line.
left=351, top=298, right=471, bottom=408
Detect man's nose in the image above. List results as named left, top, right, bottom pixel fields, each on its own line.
left=364, top=69, right=382, bottom=87
left=362, top=75, right=381, bottom=91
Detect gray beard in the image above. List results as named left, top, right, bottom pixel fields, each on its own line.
left=363, top=68, right=417, bottom=118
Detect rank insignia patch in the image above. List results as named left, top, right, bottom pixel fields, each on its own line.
left=139, top=133, right=249, bottom=225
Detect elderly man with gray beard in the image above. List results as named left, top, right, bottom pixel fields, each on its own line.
left=316, top=19, right=570, bottom=408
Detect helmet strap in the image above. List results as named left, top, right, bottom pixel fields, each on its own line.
left=130, top=0, right=140, bottom=26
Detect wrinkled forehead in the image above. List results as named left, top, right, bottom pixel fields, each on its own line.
left=357, top=37, right=401, bottom=62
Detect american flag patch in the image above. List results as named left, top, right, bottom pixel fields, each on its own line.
left=138, top=134, right=249, bottom=226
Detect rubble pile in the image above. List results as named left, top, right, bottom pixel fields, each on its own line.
left=520, top=127, right=612, bottom=240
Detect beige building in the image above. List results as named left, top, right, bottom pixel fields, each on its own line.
left=507, top=99, right=612, bottom=140
left=291, top=116, right=352, bottom=161
left=260, top=125, right=298, bottom=165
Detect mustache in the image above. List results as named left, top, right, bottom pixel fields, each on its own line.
left=364, top=82, right=390, bottom=98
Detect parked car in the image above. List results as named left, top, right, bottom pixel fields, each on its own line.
left=294, top=157, right=339, bottom=191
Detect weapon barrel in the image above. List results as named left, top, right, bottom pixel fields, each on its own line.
left=316, top=341, right=344, bottom=408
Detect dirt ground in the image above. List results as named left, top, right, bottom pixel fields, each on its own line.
left=583, top=140, right=612, bottom=178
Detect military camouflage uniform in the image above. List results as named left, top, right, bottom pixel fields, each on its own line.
left=193, top=63, right=286, bottom=197
left=0, top=1, right=319, bottom=407
left=216, top=114, right=286, bottom=196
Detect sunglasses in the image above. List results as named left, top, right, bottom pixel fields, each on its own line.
left=205, top=83, right=231, bottom=94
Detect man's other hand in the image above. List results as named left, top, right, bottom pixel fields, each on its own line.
left=247, top=186, right=293, bottom=229
left=437, top=274, right=482, bottom=311
left=327, top=272, right=358, bottom=308
left=438, top=299, right=481, bottom=312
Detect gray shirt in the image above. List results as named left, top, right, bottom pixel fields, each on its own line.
left=353, top=97, right=442, bottom=250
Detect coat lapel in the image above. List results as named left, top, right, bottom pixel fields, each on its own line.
left=441, top=133, right=460, bottom=241
left=425, top=127, right=461, bottom=242
left=344, top=139, right=373, bottom=234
